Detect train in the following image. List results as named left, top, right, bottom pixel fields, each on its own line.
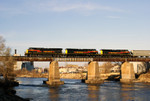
left=25, top=47, right=150, bottom=57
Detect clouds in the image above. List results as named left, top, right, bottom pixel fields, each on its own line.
left=36, top=1, right=124, bottom=12
left=2, top=0, right=150, bottom=56
left=0, top=0, right=124, bottom=16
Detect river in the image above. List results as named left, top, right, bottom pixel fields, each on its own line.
left=14, top=78, right=150, bottom=101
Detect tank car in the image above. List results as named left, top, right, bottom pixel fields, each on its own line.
left=131, top=50, right=150, bottom=57
left=25, top=47, right=62, bottom=56
left=100, top=49, right=131, bottom=56
left=65, top=48, right=98, bottom=56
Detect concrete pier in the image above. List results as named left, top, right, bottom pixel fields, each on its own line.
left=85, top=61, right=103, bottom=84
left=120, top=62, right=135, bottom=83
left=46, top=61, right=64, bottom=85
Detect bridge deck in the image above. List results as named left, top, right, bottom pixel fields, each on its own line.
left=12, top=56, right=150, bottom=62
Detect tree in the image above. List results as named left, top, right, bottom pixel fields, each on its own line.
left=0, top=36, right=15, bottom=81
left=100, top=62, right=114, bottom=73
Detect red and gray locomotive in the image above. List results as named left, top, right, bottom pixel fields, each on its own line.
left=25, top=47, right=62, bottom=57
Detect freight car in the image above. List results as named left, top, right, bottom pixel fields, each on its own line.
left=25, top=47, right=62, bottom=57
left=100, top=49, right=131, bottom=57
left=65, top=48, right=98, bottom=57
left=131, top=50, right=150, bottom=57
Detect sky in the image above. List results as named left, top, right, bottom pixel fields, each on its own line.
left=0, top=0, right=150, bottom=56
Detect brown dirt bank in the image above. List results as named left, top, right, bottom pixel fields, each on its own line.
left=137, top=72, right=150, bottom=83
left=16, top=73, right=48, bottom=78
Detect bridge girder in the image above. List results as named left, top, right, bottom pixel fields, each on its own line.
left=9, top=56, right=150, bottom=62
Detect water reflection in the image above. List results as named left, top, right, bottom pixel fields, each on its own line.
left=120, top=83, right=150, bottom=101
left=87, top=85, right=100, bottom=101
left=121, top=83, right=135, bottom=91
left=120, top=84, right=135, bottom=101
left=49, top=87, right=60, bottom=101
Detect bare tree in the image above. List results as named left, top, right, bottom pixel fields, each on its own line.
left=0, top=36, right=15, bottom=81
left=100, top=62, right=114, bottom=73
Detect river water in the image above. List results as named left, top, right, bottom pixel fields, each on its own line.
left=14, top=78, right=150, bottom=101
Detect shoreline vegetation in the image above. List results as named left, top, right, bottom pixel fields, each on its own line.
left=0, top=36, right=30, bottom=101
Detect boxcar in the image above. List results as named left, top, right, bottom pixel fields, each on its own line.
left=25, top=47, right=62, bottom=56
left=131, top=50, right=150, bottom=57
left=100, top=49, right=131, bottom=56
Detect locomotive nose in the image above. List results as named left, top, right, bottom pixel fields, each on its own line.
left=100, top=50, right=103, bottom=55
left=25, top=49, right=28, bottom=54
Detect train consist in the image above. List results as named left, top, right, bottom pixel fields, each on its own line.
left=25, top=47, right=150, bottom=57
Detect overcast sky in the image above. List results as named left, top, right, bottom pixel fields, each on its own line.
left=0, top=0, right=150, bottom=56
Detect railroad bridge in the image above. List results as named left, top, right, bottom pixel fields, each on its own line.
left=13, top=56, right=150, bottom=62
left=5, top=56, right=150, bottom=85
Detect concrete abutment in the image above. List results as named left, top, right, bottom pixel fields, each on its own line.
left=46, top=61, right=64, bottom=85
left=85, top=61, right=103, bottom=84
left=120, top=62, right=135, bottom=83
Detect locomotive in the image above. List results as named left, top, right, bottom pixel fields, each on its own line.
left=25, top=47, right=62, bottom=57
left=100, top=49, right=131, bottom=56
left=65, top=48, right=98, bottom=56
left=25, top=47, right=135, bottom=57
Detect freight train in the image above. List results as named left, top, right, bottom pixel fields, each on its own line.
left=25, top=47, right=150, bottom=57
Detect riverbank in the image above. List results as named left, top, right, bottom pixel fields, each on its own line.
left=136, top=72, right=150, bottom=83
left=15, top=70, right=150, bottom=83
left=16, top=71, right=120, bottom=80
left=0, top=79, right=29, bottom=101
